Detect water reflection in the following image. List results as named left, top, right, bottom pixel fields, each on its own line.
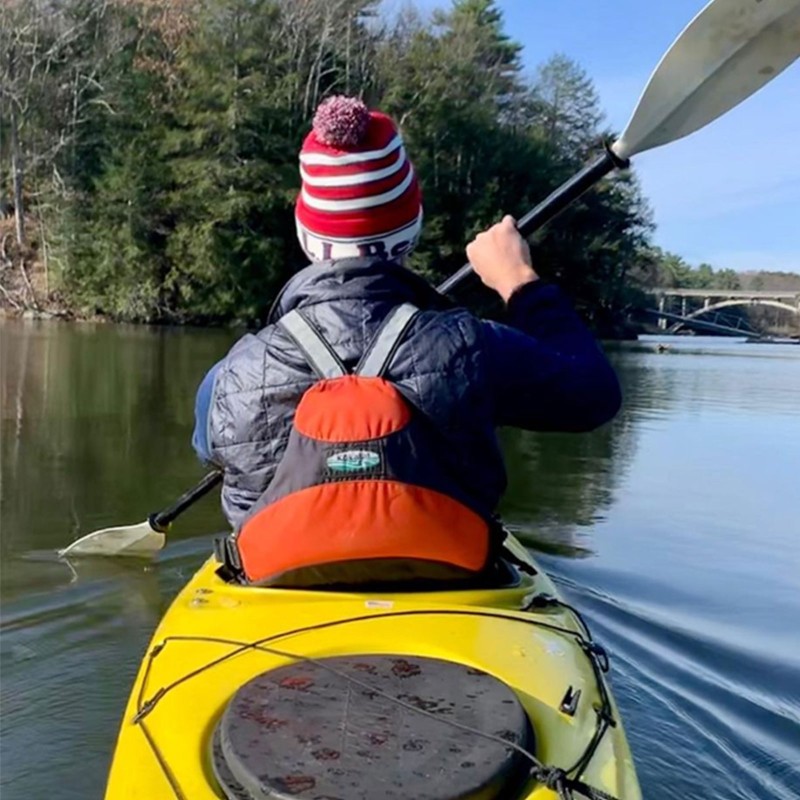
left=1, top=320, right=233, bottom=569
left=499, top=352, right=673, bottom=557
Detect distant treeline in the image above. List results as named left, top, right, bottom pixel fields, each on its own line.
left=0, top=0, right=795, bottom=330
left=642, top=250, right=800, bottom=293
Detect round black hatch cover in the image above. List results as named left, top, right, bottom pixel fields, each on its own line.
left=211, top=654, right=534, bottom=800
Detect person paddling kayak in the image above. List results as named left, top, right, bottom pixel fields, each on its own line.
left=192, top=95, right=621, bottom=586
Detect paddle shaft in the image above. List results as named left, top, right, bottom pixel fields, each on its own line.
left=437, top=147, right=629, bottom=296
left=150, top=469, right=223, bottom=531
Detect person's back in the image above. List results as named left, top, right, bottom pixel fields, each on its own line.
left=193, top=96, right=621, bottom=584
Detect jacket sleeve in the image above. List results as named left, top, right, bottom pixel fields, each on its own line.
left=480, top=281, right=622, bottom=431
left=192, top=360, right=222, bottom=463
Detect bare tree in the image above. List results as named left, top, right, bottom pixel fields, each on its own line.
left=277, top=0, right=381, bottom=126
left=0, top=87, right=10, bottom=218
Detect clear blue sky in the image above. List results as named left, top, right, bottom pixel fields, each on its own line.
left=407, top=0, right=800, bottom=274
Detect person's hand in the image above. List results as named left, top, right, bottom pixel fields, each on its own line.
left=466, top=215, right=538, bottom=302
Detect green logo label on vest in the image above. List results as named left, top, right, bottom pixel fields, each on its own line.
left=326, top=449, right=381, bottom=473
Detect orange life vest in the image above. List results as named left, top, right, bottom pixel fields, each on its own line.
left=221, top=303, right=494, bottom=587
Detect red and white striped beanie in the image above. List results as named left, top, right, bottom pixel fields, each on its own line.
left=295, top=96, right=423, bottom=262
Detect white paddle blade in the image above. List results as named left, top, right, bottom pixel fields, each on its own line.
left=59, top=521, right=165, bottom=558
left=613, top=0, right=800, bottom=160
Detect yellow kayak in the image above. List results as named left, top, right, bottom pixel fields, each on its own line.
left=105, top=535, right=641, bottom=800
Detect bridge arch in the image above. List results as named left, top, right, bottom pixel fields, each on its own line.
left=668, top=298, right=800, bottom=332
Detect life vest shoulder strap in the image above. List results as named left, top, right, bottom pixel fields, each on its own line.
left=279, top=310, right=347, bottom=379
left=279, top=303, right=419, bottom=380
left=356, top=302, right=419, bottom=378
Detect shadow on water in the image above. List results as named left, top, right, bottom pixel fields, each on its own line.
left=1, top=322, right=799, bottom=800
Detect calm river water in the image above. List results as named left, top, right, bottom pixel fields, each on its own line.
left=1, top=319, right=798, bottom=799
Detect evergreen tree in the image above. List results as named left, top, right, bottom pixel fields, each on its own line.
left=377, top=0, right=554, bottom=281
left=532, top=54, right=605, bottom=158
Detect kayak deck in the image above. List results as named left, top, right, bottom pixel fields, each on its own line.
left=104, top=537, right=641, bottom=799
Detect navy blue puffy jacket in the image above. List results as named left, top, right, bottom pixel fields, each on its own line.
left=193, top=258, right=621, bottom=526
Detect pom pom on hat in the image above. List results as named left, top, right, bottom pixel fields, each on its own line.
left=312, top=96, right=370, bottom=148
left=295, top=95, right=423, bottom=263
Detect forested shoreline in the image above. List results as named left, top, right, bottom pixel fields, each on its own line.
left=1, top=0, right=798, bottom=332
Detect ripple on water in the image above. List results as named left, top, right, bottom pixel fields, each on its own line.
left=546, top=571, right=800, bottom=800
left=0, top=539, right=215, bottom=799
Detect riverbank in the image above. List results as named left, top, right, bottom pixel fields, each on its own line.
left=0, top=222, right=641, bottom=336
left=2, top=219, right=794, bottom=340
left=0, top=292, right=642, bottom=338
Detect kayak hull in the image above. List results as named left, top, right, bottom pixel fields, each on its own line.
left=104, top=536, right=641, bottom=799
